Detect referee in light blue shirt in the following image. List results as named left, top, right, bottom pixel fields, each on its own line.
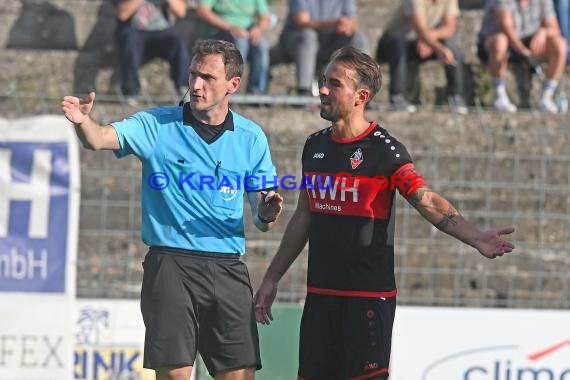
left=61, top=39, right=283, bottom=380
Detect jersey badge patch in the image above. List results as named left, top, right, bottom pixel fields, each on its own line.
left=350, top=148, right=363, bottom=169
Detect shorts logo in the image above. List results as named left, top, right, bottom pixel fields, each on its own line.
left=364, top=362, right=379, bottom=371
left=312, top=152, right=325, bottom=159
left=350, top=148, right=363, bottom=169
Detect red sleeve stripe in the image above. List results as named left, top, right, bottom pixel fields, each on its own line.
left=307, top=287, right=398, bottom=298
left=392, top=162, right=427, bottom=198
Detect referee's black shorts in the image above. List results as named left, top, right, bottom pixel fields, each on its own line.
left=140, top=247, right=261, bottom=376
left=298, top=293, right=396, bottom=380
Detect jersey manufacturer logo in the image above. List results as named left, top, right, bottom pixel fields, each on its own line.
left=312, top=153, right=325, bottom=159
left=350, top=148, right=363, bottom=169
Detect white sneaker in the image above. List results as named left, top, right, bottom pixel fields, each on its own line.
left=493, top=95, right=517, bottom=113
left=448, top=94, right=468, bottom=115
left=125, top=96, right=139, bottom=107
left=390, top=94, right=417, bottom=113
left=539, top=94, right=559, bottom=114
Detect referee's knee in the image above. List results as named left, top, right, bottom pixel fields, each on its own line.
left=155, top=366, right=192, bottom=380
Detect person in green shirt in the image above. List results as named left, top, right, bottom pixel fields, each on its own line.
left=197, top=0, right=271, bottom=94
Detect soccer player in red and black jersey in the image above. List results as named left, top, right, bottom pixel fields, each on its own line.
left=254, top=46, right=515, bottom=380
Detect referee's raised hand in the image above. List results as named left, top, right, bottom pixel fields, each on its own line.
left=61, top=91, right=95, bottom=125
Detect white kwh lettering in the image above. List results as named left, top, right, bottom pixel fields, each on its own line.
left=0, top=149, right=52, bottom=238
left=310, top=174, right=359, bottom=202
left=339, top=177, right=359, bottom=202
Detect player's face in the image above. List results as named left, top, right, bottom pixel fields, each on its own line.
left=188, top=54, right=240, bottom=112
left=319, top=62, right=360, bottom=122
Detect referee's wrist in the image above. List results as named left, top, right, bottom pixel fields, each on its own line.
left=257, top=212, right=276, bottom=224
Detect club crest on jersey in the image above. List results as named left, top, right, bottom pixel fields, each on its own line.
left=350, top=148, right=363, bottom=170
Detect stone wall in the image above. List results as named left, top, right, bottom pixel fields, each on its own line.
left=1, top=0, right=567, bottom=107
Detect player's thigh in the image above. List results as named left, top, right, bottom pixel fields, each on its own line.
left=298, top=294, right=341, bottom=379
left=340, top=296, right=396, bottom=379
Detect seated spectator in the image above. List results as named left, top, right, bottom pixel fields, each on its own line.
left=197, top=0, right=270, bottom=94
left=477, top=0, right=568, bottom=113
left=114, top=0, right=191, bottom=103
left=271, top=0, right=369, bottom=96
left=554, top=0, right=570, bottom=63
left=376, top=0, right=468, bottom=114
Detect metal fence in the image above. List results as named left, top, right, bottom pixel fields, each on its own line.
left=1, top=53, right=570, bottom=307
left=2, top=0, right=570, bottom=308
left=38, top=100, right=566, bottom=310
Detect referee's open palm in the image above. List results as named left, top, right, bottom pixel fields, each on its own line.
left=61, top=92, right=95, bottom=124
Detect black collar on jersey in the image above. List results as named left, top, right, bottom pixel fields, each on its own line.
left=182, top=102, right=234, bottom=144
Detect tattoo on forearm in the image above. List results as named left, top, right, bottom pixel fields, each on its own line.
left=434, top=206, right=459, bottom=230
left=408, top=188, right=428, bottom=206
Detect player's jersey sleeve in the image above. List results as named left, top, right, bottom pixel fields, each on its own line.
left=393, top=162, right=427, bottom=198
left=245, top=130, right=278, bottom=191
left=382, top=135, right=427, bottom=198
left=111, top=110, right=160, bottom=160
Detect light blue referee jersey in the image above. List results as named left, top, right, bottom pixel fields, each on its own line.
left=112, top=105, right=277, bottom=254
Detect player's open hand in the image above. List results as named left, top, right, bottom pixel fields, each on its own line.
left=475, top=227, right=515, bottom=259
left=254, top=279, right=278, bottom=325
left=61, top=92, right=95, bottom=125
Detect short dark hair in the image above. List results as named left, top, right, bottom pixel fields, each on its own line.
left=329, top=46, right=382, bottom=100
left=192, top=39, right=244, bottom=80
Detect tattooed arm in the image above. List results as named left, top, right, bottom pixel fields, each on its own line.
left=406, top=186, right=515, bottom=259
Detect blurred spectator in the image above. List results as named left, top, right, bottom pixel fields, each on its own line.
left=554, top=0, right=570, bottom=62
left=271, top=0, right=369, bottom=96
left=114, top=0, right=191, bottom=103
left=197, top=0, right=271, bottom=94
left=376, top=0, right=468, bottom=114
left=478, top=0, right=568, bottom=113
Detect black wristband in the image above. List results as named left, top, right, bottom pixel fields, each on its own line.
left=257, top=212, right=276, bottom=224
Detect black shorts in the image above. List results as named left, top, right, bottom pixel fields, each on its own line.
left=477, top=35, right=533, bottom=64
left=140, top=247, right=261, bottom=376
left=298, top=293, right=396, bottom=380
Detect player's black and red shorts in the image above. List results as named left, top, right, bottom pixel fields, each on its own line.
left=298, top=293, right=396, bottom=380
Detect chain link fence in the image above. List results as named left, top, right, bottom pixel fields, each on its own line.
left=17, top=100, right=561, bottom=310
left=1, top=0, right=569, bottom=310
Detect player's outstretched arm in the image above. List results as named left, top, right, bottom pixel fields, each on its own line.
left=61, top=92, right=120, bottom=151
left=254, top=190, right=311, bottom=325
left=407, top=186, right=515, bottom=259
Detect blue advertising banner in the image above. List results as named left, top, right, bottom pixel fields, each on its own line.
left=0, top=115, right=79, bottom=296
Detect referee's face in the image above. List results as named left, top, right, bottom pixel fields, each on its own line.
left=188, top=54, right=240, bottom=112
left=319, top=62, right=359, bottom=122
